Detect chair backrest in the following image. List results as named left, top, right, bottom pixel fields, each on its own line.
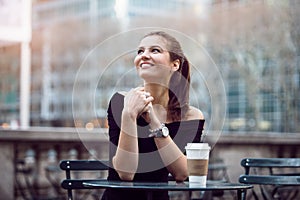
left=60, top=160, right=109, bottom=200
left=239, top=158, right=300, bottom=200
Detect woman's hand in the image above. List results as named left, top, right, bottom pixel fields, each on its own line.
left=123, top=87, right=154, bottom=119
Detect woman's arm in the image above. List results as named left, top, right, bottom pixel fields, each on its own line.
left=149, top=106, right=204, bottom=182
left=155, top=136, right=189, bottom=181
left=112, top=111, right=138, bottom=181
left=112, top=88, right=153, bottom=181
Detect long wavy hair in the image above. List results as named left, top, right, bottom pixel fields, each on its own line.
left=142, top=31, right=190, bottom=121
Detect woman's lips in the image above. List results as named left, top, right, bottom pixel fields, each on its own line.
left=140, top=62, right=154, bottom=69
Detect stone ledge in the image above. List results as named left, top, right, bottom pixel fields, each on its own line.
left=0, top=127, right=108, bottom=142
left=1, top=128, right=299, bottom=145
left=204, top=131, right=300, bottom=145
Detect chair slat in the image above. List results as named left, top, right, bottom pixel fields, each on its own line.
left=241, top=158, right=300, bottom=168
left=60, top=160, right=109, bottom=171
left=239, top=175, right=300, bottom=186
left=61, top=179, right=107, bottom=190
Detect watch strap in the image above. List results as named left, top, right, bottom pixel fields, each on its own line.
left=148, top=123, right=168, bottom=138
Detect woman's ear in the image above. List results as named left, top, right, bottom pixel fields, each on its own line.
left=172, top=59, right=180, bottom=71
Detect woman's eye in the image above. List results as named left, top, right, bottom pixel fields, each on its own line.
left=137, top=49, right=144, bottom=55
left=152, top=48, right=161, bottom=53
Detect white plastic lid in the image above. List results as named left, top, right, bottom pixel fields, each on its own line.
left=185, top=143, right=211, bottom=150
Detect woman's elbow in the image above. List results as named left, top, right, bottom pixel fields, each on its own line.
left=112, top=157, right=136, bottom=181
left=174, top=172, right=189, bottom=182
left=117, top=171, right=135, bottom=181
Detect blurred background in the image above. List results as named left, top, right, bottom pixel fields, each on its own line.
left=1, top=0, right=299, bottom=132
left=0, top=0, right=300, bottom=199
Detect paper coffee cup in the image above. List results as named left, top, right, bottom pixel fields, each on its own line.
left=185, top=143, right=211, bottom=186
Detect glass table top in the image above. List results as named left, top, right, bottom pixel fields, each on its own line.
left=82, top=180, right=253, bottom=191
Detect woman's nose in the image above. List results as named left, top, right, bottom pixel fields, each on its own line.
left=141, top=50, right=150, bottom=59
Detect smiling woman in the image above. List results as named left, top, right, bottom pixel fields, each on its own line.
left=101, top=31, right=205, bottom=200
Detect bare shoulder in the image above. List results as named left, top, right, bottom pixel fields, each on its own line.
left=117, top=91, right=127, bottom=96
left=186, top=106, right=204, bottom=120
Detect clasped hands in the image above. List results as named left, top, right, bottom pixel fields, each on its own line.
left=123, top=87, right=154, bottom=122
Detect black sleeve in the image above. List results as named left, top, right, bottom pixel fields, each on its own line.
left=106, top=93, right=124, bottom=171
left=193, top=120, right=205, bottom=143
left=107, top=93, right=123, bottom=146
left=169, top=120, right=205, bottom=153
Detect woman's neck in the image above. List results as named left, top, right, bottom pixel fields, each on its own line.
left=144, top=83, right=169, bottom=108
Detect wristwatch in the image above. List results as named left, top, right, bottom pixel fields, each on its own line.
left=149, top=123, right=169, bottom=138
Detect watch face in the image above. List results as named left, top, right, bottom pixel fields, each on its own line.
left=162, top=126, right=169, bottom=137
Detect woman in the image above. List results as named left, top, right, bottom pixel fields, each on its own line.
left=101, top=31, right=205, bottom=200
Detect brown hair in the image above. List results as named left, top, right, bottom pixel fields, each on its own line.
left=142, top=31, right=190, bottom=121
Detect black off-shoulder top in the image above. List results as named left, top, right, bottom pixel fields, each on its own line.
left=101, top=92, right=205, bottom=200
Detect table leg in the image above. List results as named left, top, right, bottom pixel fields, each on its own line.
left=237, top=189, right=247, bottom=200
left=146, top=191, right=153, bottom=200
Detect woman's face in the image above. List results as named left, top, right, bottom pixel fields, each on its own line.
left=134, top=35, right=179, bottom=84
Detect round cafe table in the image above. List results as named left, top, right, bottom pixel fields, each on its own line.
left=81, top=179, right=252, bottom=200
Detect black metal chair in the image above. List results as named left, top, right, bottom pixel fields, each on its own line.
left=60, top=160, right=109, bottom=200
left=239, top=158, right=300, bottom=200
